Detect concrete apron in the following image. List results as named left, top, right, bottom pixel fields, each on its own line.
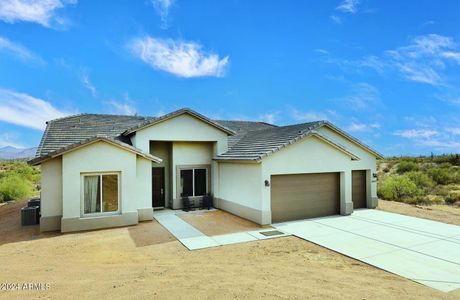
left=274, top=209, right=460, bottom=293
left=153, top=209, right=290, bottom=250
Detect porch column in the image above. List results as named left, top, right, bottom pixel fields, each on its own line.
left=340, top=170, right=353, bottom=215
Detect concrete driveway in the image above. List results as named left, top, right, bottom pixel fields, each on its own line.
left=274, top=209, right=460, bottom=293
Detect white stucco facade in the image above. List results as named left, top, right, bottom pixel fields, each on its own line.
left=35, top=111, right=380, bottom=232
left=39, top=157, right=63, bottom=231
left=38, top=140, right=156, bottom=232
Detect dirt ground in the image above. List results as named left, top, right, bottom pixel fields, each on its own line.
left=378, top=199, right=460, bottom=226
left=178, top=209, right=268, bottom=236
left=1, top=201, right=459, bottom=299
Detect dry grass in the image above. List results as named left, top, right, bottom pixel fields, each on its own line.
left=378, top=199, right=460, bottom=226
left=1, top=200, right=459, bottom=299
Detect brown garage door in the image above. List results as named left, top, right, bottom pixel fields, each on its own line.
left=271, top=172, right=340, bottom=223
left=352, top=170, right=367, bottom=209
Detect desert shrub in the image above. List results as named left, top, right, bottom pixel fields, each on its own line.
left=382, top=166, right=390, bottom=173
left=439, top=162, right=452, bottom=168
left=396, top=161, right=419, bottom=174
left=0, top=175, right=32, bottom=202
left=378, top=175, right=418, bottom=201
left=386, top=160, right=396, bottom=170
left=405, top=171, right=434, bottom=189
left=446, top=191, right=460, bottom=205
left=427, top=167, right=453, bottom=185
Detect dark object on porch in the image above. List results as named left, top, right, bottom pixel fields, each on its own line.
left=21, top=206, right=39, bottom=226
left=182, top=195, right=192, bottom=212
left=201, top=193, right=213, bottom=210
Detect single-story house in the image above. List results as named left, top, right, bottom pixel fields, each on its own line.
left=29, top=108, right=383, bottom=233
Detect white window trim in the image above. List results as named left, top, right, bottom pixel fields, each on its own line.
left=80, top=172, right=121, bottom=218
left=177, top=165, right=210, bottom=198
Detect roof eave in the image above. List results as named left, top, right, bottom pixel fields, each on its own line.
left=122, top=108, right=236, bottom=136
left=320, top=122, right=384, bottom=159
left=28, top=137, right=162, bottom=166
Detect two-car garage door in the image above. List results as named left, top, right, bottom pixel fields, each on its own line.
left=271, top=170, right=368, bottom=223
left=271, top=172, right=340, bottom=223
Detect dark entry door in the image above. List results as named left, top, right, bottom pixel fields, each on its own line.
left=152, top=167, right=165, bottom=207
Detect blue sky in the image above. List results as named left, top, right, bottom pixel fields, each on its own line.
left=0, top=0, right=460, bottom=156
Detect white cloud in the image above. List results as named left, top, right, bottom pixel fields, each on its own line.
left=129, top=36, right=229, bottom=78
left=0, top=0, right=76, bottom=28
left=394, top=129, right=438, bottom=139
left=386, top=34, right=460, bottom=86
left=258, top=112, right=279, bottom=124
left=448, top=128, right=460, bottom=135
left=330, top=15, right=342, bottom=24
left=336, top=0, right=360, bottom=14
left=289, top=108, right=332, bottom=122
left=338, top=82, right=381, bottom=110
left=0, top=36, right=43, bottom=63
left=151, top=0, right=174, bottom=29
left=80, top=73, right=96, bottom=97
left=107, top=100, right=136, bottom=115
left=0, top=88, right=72, bottom=130
left=106, top=93, right=136, bottom=116
left=327, top=34, right=460, bottom=87
left=346, top=122, right=380, bottom=132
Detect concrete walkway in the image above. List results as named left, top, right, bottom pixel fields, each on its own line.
left=274, top=209, right=460, bottom=293
left=153, top=209, right=289, bottom=250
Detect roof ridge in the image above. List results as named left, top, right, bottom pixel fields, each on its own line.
left=47, top=113, right=152, bottom=124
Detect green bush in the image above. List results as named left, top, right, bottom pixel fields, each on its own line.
left=378, top=175, right=418, bottom=201
left=427, top=167, right=453, bottom=185
left=446, top=191, right=460, bottom=205
left=405, top=171, right=434, bottom=189
left=0, top=175, right=32, bottom=202
left=396, top=161, right=419, bottom=174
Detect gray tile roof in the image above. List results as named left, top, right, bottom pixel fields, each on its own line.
left=213, top=120, right=277, bottom=147
left=215, top=121, right=325, bottom=161
left=215, top=120, right=384, bottom=161
left=32, top=108, right=382, bottom=165
left=36, top=114, right=153, bottom=157
left=35, top=111, right=276, bottom=158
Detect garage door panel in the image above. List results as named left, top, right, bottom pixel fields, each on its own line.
left=352, top=170, right=367, bottom=209
left=271, top=172, right=340, bottom=223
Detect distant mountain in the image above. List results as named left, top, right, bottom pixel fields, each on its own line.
left=0, top=146, right=37, bottom=160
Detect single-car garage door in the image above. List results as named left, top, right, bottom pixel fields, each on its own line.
left=352, top=170, right=367, bottom=209
left=271, top=172, right=340, bottom=223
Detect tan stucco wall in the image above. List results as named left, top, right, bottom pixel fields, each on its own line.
left=261, top=136, right=355, bottom=223
left=40, top=156, right=62, bottom=231
left=260, top=134, right=378, bottom=223
left=217, top=162, right=266, bottom=223
left=317, top=126, right=378, bottom=201
left=171, top=141, right=213, bottom=208
left=136, top=156, right=153, bottom=211
left=132, top=113, right=228, bottom=155
left=60, top=141, right=152, bottom=232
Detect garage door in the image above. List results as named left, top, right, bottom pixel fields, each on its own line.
left=271, top=172, right=340, bottom=223
left=352, top=170, right=367, bottom=209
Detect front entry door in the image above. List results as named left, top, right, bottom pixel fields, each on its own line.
left=152, top=167, right=165, bottom=208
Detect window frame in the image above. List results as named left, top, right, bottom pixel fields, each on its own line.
left=80, top=172, right=121, bottom=217
left=177, top=165, right=210, bottom=198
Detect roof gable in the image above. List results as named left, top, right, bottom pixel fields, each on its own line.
left=215, top=120, right=382, bottom=162
left=29, top=137, right=162, bottom=166
left=122, top=108, right=235, bottom=136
